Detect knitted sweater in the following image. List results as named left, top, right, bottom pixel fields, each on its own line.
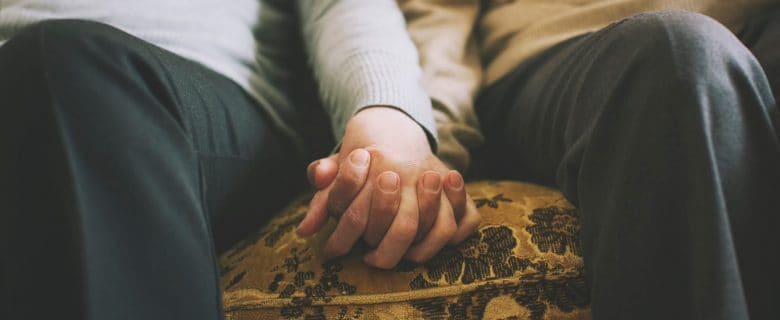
left=0, top=0, right=436, bottom=156
left=399, top=0, right=780, bottom=171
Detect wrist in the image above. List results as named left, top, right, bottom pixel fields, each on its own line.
left=345, top=106, right=432, bottom=153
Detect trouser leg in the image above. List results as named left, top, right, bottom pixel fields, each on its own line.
left=740, top=9, right=780, bottom=108
left=739, top=8, right=780, bottom=146
left=0, top=20, right=304, bottom=320
left=736, top=7, right=780, bottom=316
left=476, top=11, right=780, bottom=319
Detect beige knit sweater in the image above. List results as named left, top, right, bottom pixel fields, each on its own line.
left=400, top=0, right=780, bottom=172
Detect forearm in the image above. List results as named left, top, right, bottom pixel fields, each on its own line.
left=297, top=0, right=437, bottom=150
left=399, top=0, right=485, bottom=171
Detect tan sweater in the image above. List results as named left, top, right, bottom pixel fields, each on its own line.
left=399, top=0, right=780, bottom=171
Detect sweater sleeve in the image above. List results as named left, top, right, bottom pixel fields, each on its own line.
left=398, top=0, right=484, bottom=172
left=297, top=0, right=437, bottom=151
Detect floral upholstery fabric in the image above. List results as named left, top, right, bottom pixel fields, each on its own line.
left=219, top=181, right=591, bottom=319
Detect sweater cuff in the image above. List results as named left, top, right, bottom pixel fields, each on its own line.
left=330, top=50, right=438, bottom=152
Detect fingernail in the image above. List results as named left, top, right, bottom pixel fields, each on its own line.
left=378, top=172, right=399, bottom=192
left=350, top=149, right=369, bottom=167
left=307, top=161, right=319, bottom=185
left=448, top=171, right=464, bottom=189
left=423, top=171, right=441, bottom=192
left=308, top=160, right=319, bottom=171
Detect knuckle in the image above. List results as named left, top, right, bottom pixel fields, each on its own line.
left=395, top=216, right=419, bottom=239
left=339, top=171, right=362, bottom=189
left=327, top=198, right=347, bottom=216
left=377, top=205, right=397, bottom=219
left=337, top=169, right=365, bottom=190
left=374, top=199, right=398, bottom=218
left=342, top=206, right=367, bottom=229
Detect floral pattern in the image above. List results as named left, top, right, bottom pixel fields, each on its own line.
left=526, top=207, right=583, bottom=256
left=220, top=181, right=590, bottom=319
left=410, top=275, right=588, bottom=320
left=219, top=204, right=309, bottom=283
left=407, top=224, right=589, bottom=320
left=266, top=247, right=357, bottom=319
left=411, top=226, right=532, bottom=287
left=474, top=193, right=513, bottom=209
left=410, top=283, right=502, bottom=319
left=510, top=275, right=589, bottom=319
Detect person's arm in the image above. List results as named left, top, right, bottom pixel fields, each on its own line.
left=297, top=0, right=437, bottom=150
left=399, top=0, right=484, bottom=172
left=296, top=0, right=480, bottom=268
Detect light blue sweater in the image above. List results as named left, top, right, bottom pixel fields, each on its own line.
left=0, top=0, right=436, bottom=152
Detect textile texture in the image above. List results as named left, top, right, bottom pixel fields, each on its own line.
left=0, top=19, right=305, bottom=319
left=219, top=181, right=590, bottom=320
left=473, top=10, right=779, bottom=320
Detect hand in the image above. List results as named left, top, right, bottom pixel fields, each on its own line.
left=303, top=152, right=479, bottom=261
left=296, top=107, right=480, bottom=268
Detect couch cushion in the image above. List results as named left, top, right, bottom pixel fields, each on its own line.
left=219, top=181, right=591, bottom=319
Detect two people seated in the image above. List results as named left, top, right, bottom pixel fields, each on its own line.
left=1, top=0, right=778, bottom=319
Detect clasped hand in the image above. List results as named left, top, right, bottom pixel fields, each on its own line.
left=296, top=107, right=480, bottom=269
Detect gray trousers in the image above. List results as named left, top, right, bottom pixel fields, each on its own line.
left=475, top=11, right=780, bottom=320
left=0, top=20, right=312, bottom=319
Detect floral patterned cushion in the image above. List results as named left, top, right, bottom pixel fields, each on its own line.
left=219, top=181, right=591, bottom=320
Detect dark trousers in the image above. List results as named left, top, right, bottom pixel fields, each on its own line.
left=0, top=20, right=308, bottom=319
left=475, top=11, right=780, bottom=320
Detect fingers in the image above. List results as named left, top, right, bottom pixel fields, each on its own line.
left=327, top=149, right=371, bottom=216
left=405, top=194, right=457, bottom=262
left=323, top=184, right=373, bottom=258
left=450, top=194, right=481, bottom=244
left=299, top=149, right=367, bottom=238
left=363, top=171, right=401, bottom=247
left=415, top=171, right=442, bottom=242
left=297, top=190, right=330, bottom=237
left=442, top=170, right=480, bottom=244
left=443, top=170, right=466, bottom=222
left=363, top=187, right=418, bottom=269
left=307, top=154, right=338, bottom=190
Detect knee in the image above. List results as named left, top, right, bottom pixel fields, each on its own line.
left=5, top=19, right=126, bottom=57
left=607, top=11, right=758, bottom=80
left=0, top=20, right=162, bottom=128
left=1, top=20, right=136, bottom=97
left=599, top=11, right=771, bottom=118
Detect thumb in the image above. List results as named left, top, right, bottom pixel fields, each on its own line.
left=307, top=154, right=338, bottom=190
